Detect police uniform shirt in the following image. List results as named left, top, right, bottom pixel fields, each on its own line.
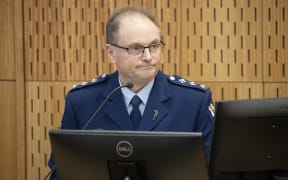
left=48, top=71, right=215, bottom=178
left=120, top=78, right=155, bottom=116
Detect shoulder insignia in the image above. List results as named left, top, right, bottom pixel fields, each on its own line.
left=71, top=74, right=109, bottom=91
left=208, top=102, right=215, bottom=117
left=168, top=75, right=208, bottom=91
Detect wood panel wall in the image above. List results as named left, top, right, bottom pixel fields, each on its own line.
left=0, top=0, right=287, bottom=180
left=0, top=82, right=17, bottom=180
left=0, top=0, right=25, bottom=179
left=24, top=0, right=288, bottom=179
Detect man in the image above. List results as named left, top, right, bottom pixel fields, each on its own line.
left=48, top=6, right=214, bottom=179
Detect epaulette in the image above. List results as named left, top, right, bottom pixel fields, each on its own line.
left=167, top=75, right=208, bottom=92
left=70, top=74, right=109, bottom=92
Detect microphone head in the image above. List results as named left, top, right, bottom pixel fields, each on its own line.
left=125, top=82, right=134, bottom=89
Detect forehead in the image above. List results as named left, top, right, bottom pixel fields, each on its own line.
left=117, top=14, right=161, bottom=45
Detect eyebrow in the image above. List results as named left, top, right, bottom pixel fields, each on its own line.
left=127, top=39, right=161, bottom=47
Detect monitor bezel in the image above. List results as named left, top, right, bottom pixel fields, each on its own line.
left=49, top=130, right=210, bottom=180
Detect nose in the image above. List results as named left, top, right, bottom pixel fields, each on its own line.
left=142, top=47, right=153, bottom=61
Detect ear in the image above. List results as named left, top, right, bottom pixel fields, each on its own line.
left=106, top=44, right=116, bottom=63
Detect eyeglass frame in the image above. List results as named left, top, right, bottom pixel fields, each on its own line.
left=108, top=41, right=165, bottom=56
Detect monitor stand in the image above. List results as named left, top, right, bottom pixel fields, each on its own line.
left=108, top=160, right=148, bottom=180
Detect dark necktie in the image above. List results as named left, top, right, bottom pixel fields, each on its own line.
left=130, top=95, right=142, bottom=129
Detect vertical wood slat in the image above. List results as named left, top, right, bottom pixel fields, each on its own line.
left=0, top=0, right=16, bottom=79
left=0, top=0, right=26, bottom=179
left=0, top=82, right=17, bottom=180
left=263, top=0, right=288, bottom=82
left=15, top=0, right=26, bottom=178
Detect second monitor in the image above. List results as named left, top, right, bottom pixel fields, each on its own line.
left=209, top=97, right=288, bottom=180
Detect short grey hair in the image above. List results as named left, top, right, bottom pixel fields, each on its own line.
left=106, top=6, right=160, bottom=44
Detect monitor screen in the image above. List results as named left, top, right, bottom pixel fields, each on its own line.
left=209, top=97, right=288, bottom=180
left=49, top=130, right=209, bottom=180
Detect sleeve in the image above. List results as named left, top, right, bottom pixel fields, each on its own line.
left=60, top=92, right=80, bottom=129
left=196, top=89, right=215, bottom=161
left=47, top=156, right=57, bottom=180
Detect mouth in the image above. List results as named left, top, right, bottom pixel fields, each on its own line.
left=136, top=64, right=156, bottom=70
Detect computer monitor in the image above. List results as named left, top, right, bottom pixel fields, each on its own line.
left=49, top=130, right=209, bottom=180
left=209, top=97, right=288, bottom=180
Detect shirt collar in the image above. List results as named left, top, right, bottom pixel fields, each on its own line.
left=120, top=79, right=155, bottom=108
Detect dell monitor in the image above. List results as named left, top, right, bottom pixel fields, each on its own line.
left=209, top=97, right=288, bottom=180
left=49, top=130, right=209, bottom=180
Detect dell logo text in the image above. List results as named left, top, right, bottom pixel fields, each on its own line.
left=116, top=140, right=133, bottom=158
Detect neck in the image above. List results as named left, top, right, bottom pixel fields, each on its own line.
left=119, top=72, right=158, bottom=93
left=121, top=78, right=152, bottom=93
left=130, top=84, right=145, bottom=93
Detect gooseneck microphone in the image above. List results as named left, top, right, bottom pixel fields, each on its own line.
left=82, top=82, right=133, bottom=129
left=44, top=82, right=134, bottom=180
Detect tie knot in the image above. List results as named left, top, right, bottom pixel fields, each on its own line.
left=130, top=95, right=142, bottom=107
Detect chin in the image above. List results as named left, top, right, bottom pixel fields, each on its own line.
left=143, top=67, right=157, bottom=75
left=139, top=70, right=157, bottom=81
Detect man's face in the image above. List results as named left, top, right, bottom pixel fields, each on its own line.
left=107, top=14, right=162, bottom=85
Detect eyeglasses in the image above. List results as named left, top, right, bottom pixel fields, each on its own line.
left=109, top=41, right=165, bottom=56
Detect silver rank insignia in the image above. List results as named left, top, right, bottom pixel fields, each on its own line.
left=178, top=78, right=186, bottom=83
left=208, top=103, right=215, bottom=117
